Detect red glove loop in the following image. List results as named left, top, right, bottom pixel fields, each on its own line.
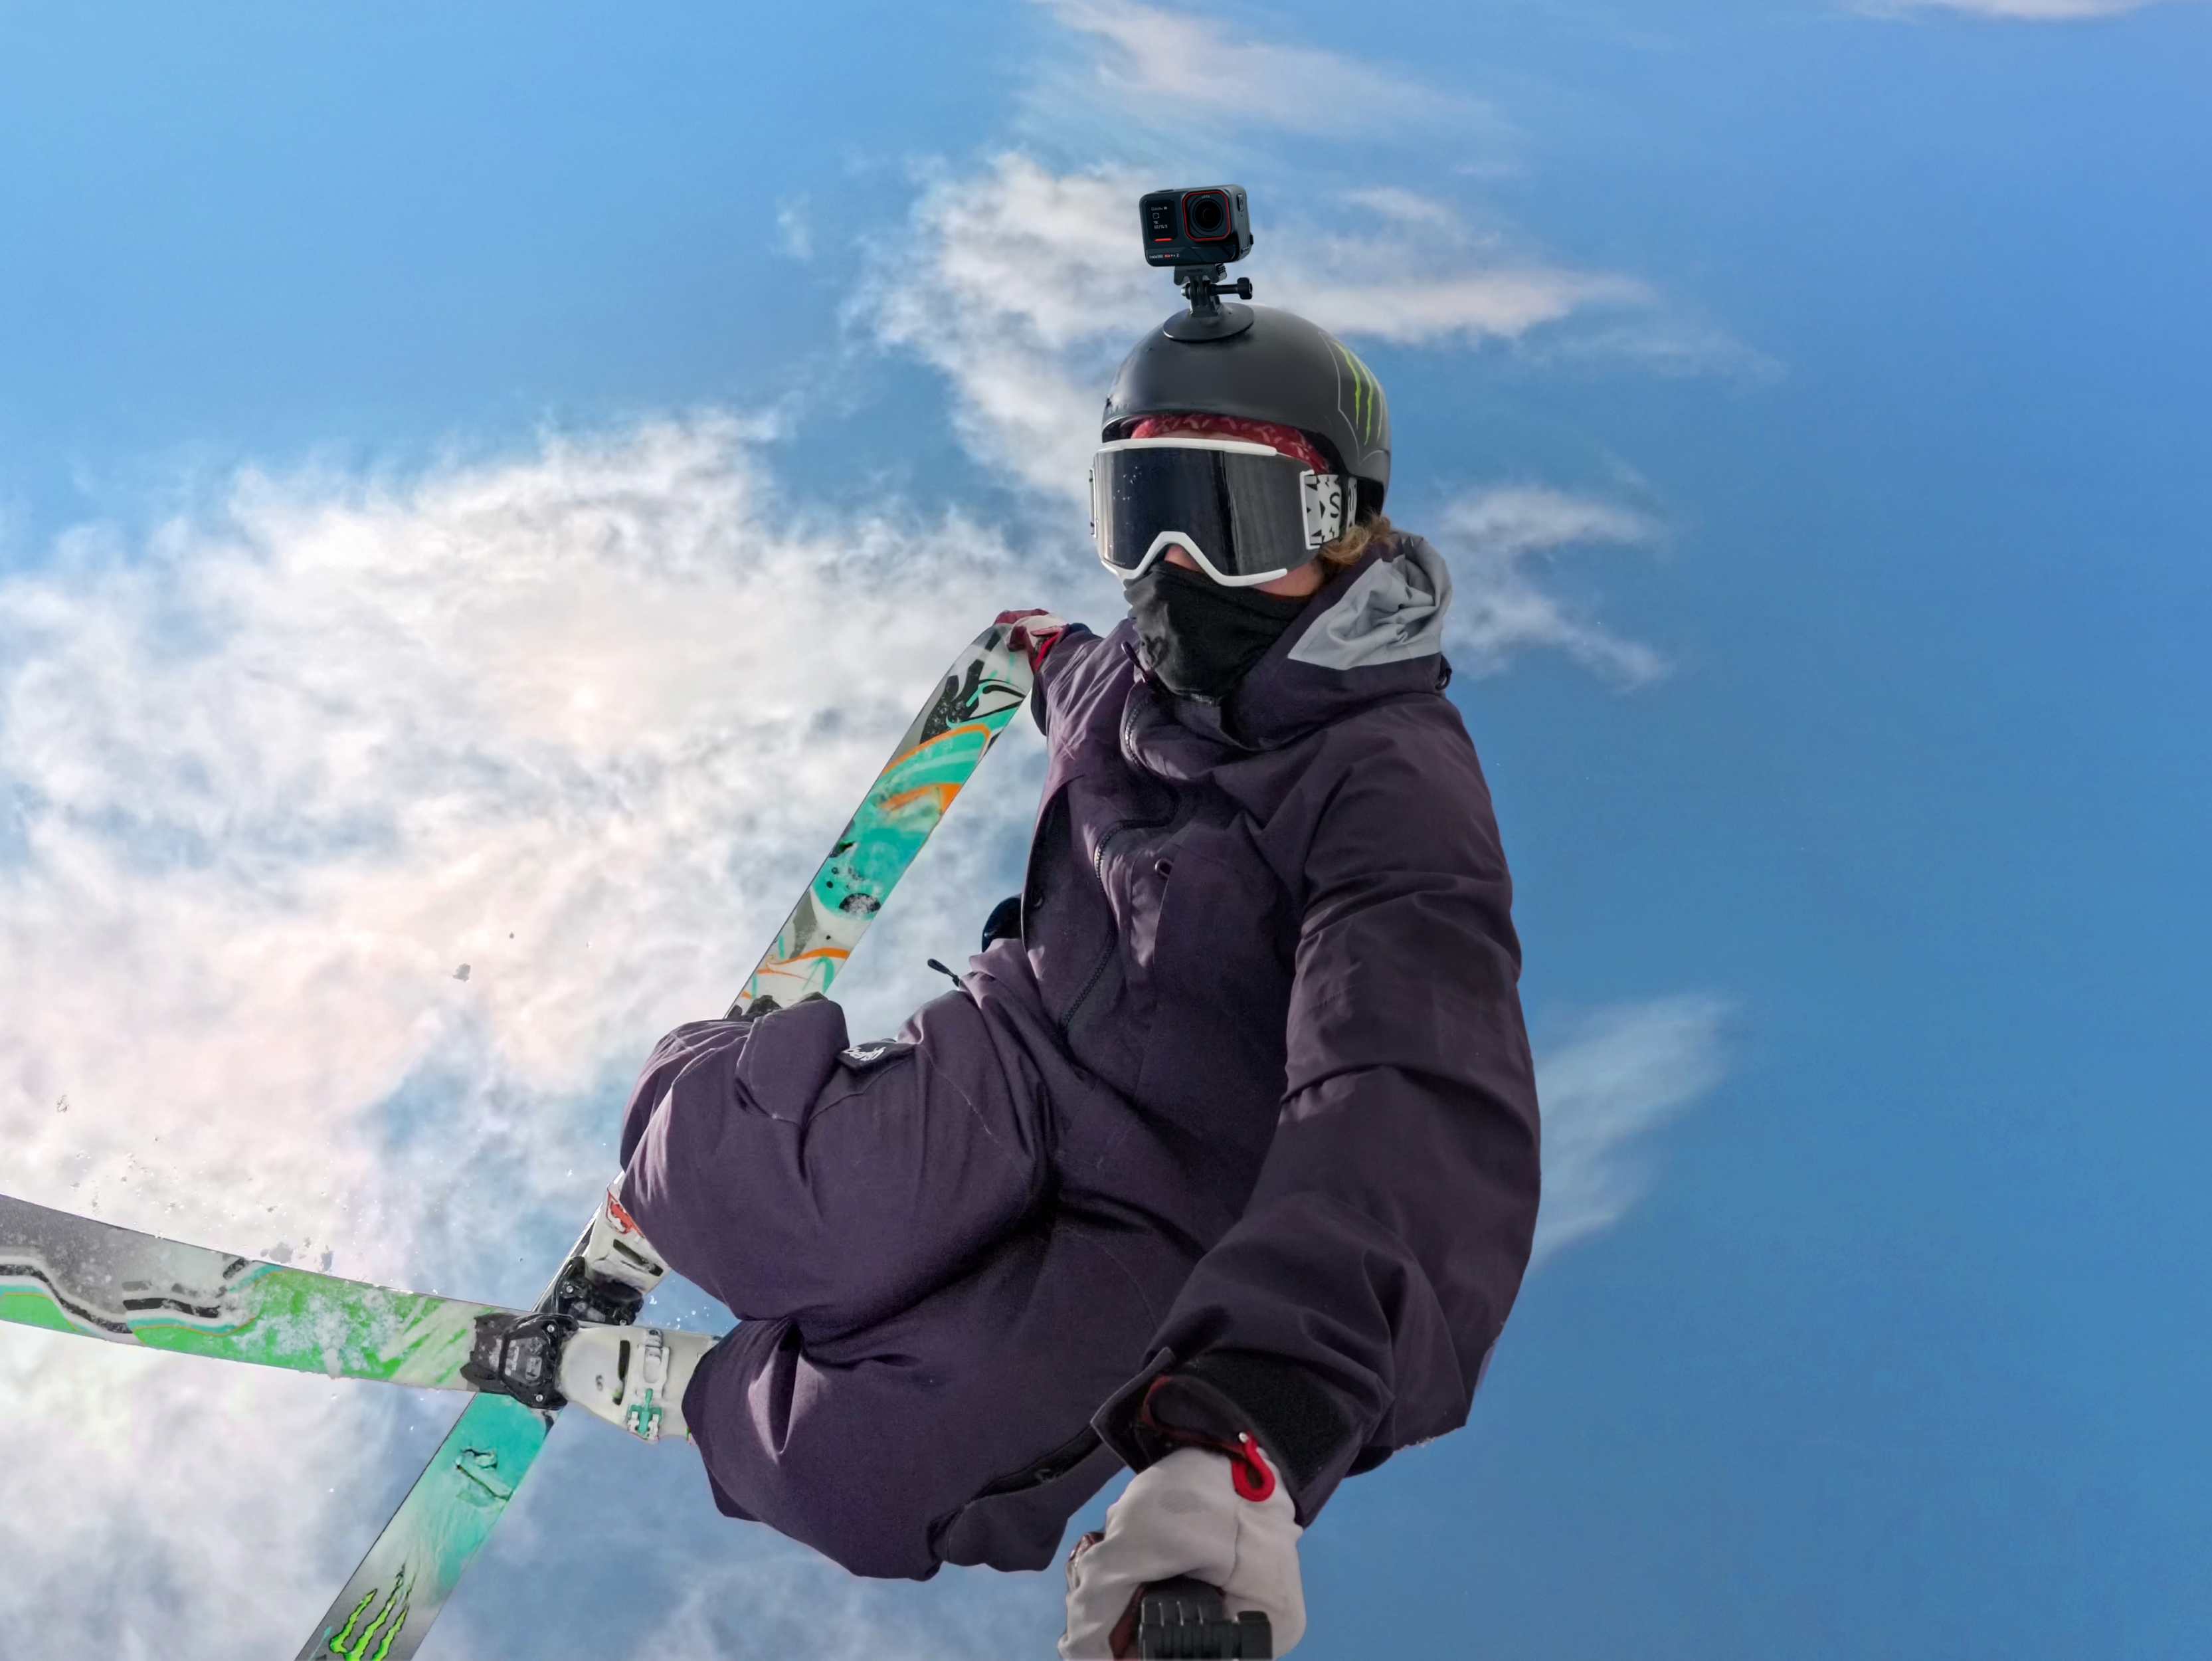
left=1137, top=1381, right=1279, bottom=1503
left=1227, top=1432, right=1278, bottom=1502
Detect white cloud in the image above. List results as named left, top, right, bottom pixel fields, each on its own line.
left=1435, top=486, right=1671, bottom=686
left=777, top=197, right=815, bottom=261
left=1, top=418, right=1066, bottom=1254
left=1272, top=266, right=1647, bottom=347
left=1033, top=0, right=1459, bottom=135
left=1263, top=192, right=1649, bottom=347
left=0, top=1331, right=398, bottom=1654
left=0, top=418, right=1084, bottom=1655
left=856, top=156, right=1163, bottom=504
left=1343, top=186, right=1462, bottom=229
left=1531, top=996, right=1734, bottom=1268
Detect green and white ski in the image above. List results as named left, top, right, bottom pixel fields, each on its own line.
left=298, top=613, right=1043, bottom=1659
left=1, top=1191, right=512, bottom=1390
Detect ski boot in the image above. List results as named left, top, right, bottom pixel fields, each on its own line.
left=460, top=1187, right=715, bottom=1442
left=555, top=1321, right=716, bottom=1443
left=549, top=1187, right=670, bottom=1327
left=460, top=1308, right=715, bottom=1442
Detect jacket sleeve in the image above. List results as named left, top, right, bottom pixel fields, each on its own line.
left=1028, top=622, right=1101, bottom=739
left=1105, top=701, right=1542, bottom=1522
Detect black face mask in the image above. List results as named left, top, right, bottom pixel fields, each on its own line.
left=1126, top=561, right=1311, bottom=702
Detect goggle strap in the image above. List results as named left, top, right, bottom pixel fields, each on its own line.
left=1300, top=472, right=1348, bottom=548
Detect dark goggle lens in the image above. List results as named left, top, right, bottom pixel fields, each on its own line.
left=1095, top=446, right=1232, bottom=571
left=1091, top=444, right=1318, bottom=580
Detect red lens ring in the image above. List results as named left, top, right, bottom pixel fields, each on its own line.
left=1180, top=188, right=1234, bottom=243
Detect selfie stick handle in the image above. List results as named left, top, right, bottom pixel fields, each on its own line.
left=1136, top=1576, right=1274, bottom=1659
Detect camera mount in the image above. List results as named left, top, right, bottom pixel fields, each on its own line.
left=1166, top=263, right=1257, bottom=341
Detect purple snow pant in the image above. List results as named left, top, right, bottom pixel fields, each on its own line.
left=614, top=987, right=1208, bottom=1580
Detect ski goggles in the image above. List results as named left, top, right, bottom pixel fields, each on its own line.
left=1089, top=437, right=1351, bottom=587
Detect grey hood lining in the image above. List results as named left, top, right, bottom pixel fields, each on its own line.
left=1287, top=536, right=1453, bottom=673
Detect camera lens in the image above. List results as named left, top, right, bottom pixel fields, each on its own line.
left=1187, top=193, right=1227, bottom=238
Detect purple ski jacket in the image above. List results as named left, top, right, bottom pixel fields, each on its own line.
left=618, top=531, right=1540, bottom=1575
left=1007, top=530, right=1540, bottom=1515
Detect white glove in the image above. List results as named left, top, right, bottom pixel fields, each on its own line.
left=1061, top=1444, right=1305, bottom=1658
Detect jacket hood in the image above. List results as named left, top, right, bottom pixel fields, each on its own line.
left=1206, top=532, right=1455, bottom=751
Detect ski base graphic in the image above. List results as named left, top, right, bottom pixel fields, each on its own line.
left=302, top=1393, right=552, bottom=1660
left=0, top=1193, right=508, bottom=1391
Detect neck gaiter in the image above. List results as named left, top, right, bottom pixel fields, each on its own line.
left=1127, top=562, right=1311, bottom=702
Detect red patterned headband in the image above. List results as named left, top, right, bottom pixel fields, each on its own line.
left=1125, top=415, right=1333, bottom=478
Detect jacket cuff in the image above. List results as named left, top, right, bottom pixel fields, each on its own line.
left=1092, top=1347, right=1359, bottom=1522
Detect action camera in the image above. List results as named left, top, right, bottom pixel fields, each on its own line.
left=1139, top=187, right=1253, bottom=269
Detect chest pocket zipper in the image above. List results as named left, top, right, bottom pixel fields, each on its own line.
left=1058, top=816, right=1172, bottom=1032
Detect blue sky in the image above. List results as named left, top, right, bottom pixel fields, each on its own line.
left=1, top=1, right=2207, bottom=1656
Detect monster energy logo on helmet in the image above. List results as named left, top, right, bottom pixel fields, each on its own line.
left=1103, top=186, right=1393, bottom=519
left=1333, top=342, right=1386, bottom=456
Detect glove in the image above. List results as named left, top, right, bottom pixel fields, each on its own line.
left=1060, top=1444, right=1305, bottom=1658
left=996, top=607, right=1069, bottom=672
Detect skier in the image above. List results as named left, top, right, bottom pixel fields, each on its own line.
left=555, top=299, right=1542, bottom=1656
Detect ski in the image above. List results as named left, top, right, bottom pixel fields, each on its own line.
left=300, top=614, right=1041, bottom=1660
left=0, top=1191, right=705, bottom=1401
left=1, top=1191, right=518, bottom=1391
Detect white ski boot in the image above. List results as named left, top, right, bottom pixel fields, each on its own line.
left=462, top=1186, right=714, bottom=1440
left=573, top=1187, right=670, bottom=1313
left=557, top=1321, right=716, bottom=1443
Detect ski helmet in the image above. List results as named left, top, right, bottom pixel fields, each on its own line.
left=1102, top=304, right=1392, bottom=519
